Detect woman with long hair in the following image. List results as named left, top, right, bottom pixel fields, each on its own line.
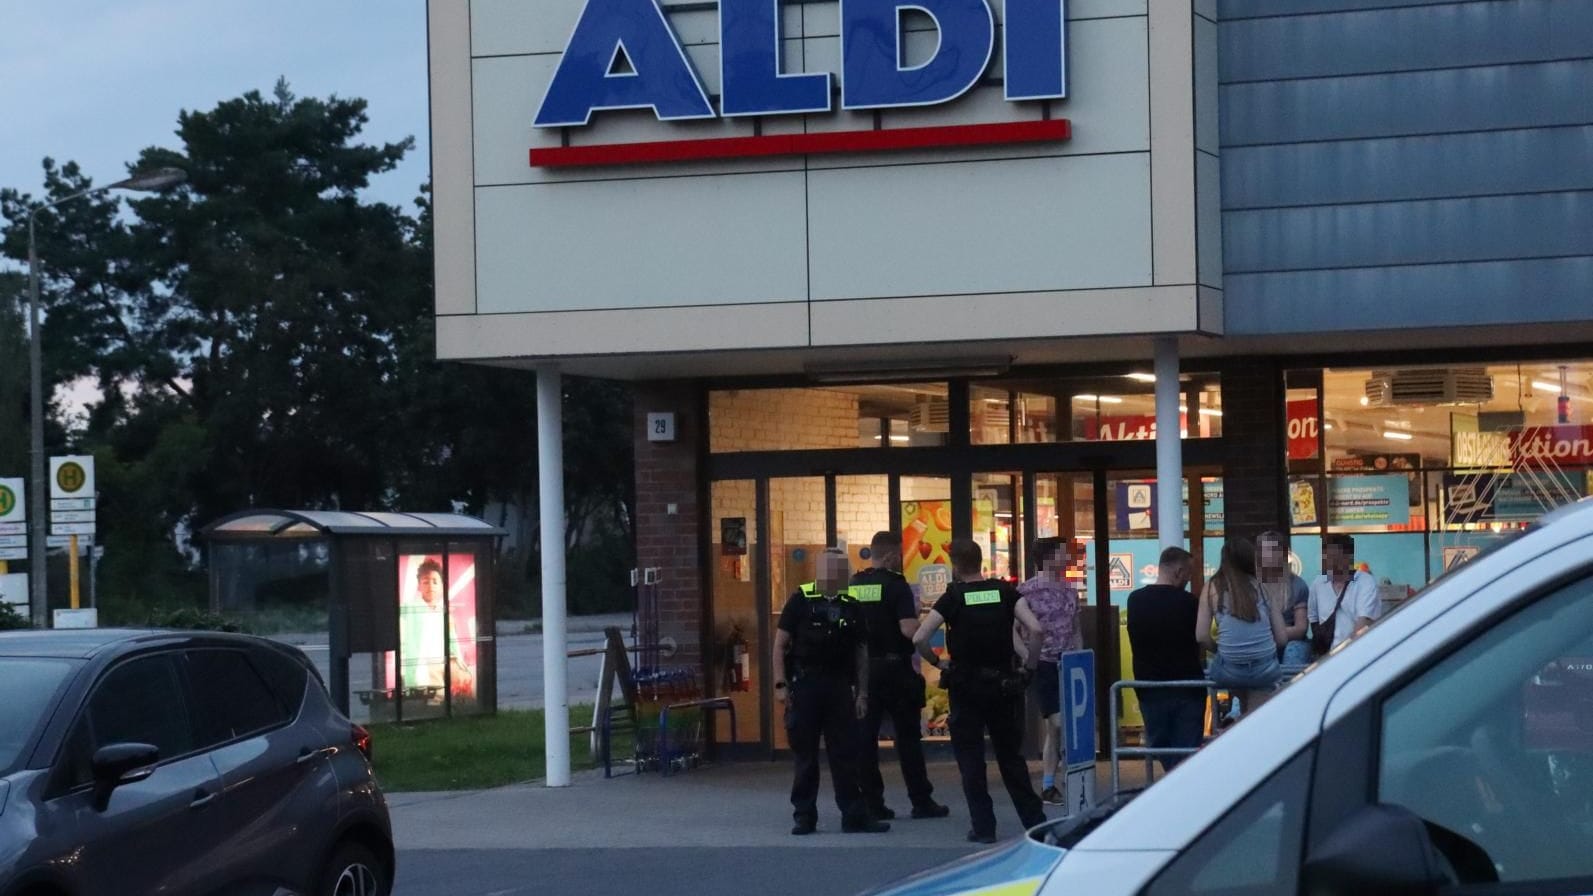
left=1196, top=537, right=1289, bottom=717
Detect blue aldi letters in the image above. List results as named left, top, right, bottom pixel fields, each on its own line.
left=535, top=0, right=1068, bottom=128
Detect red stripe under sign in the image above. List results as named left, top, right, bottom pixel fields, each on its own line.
left=530, top=119, right=1072, bottom=168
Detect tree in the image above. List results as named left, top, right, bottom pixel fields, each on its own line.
left=0, top=273, right=28, bottom=478
left=0, top=81, right=637, bottom=618
left=113, top=80, right=421, bottom=524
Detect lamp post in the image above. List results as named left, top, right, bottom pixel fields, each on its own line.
left=26, top=166, right=185, bottom=627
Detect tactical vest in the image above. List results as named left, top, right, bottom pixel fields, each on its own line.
left=790, top=582, right=858, bottom=674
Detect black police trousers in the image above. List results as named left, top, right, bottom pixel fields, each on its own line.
left=948, top=681, right=1047, bottom=838
left=787, top=672, right=867, bottom=826
left=858, top=659, right=935, bottom=814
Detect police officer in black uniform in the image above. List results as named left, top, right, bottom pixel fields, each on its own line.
left=851, top=531, right=950, bottom=822
left=775, top=548, right=890, bottom=835
left=914, top=538, right=1047, bottom=844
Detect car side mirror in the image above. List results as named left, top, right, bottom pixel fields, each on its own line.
left=1302, top=804, right=1492, bottom=896
left=91, top=742, right=160, bottom=811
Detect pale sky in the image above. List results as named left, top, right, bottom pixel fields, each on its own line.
left=1, top=0, right=432, bottom=211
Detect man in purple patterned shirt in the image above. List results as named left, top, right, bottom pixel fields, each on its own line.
left=1019, top=537, right=1083, bottom=805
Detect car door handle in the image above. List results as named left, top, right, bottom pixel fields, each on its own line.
left=189, top=788, right=217, bottom=809
left=297, top=746, right=329, bottom=765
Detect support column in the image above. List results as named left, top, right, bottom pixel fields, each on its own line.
left=1154, top=337, right=1184, bottom=549
left=538, top=366, right=570, bottom=788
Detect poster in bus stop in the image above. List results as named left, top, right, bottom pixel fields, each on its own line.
left=393, top=553, right=479, bottom=701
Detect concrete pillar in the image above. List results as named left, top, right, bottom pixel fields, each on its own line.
left=538, top=366, right=570, bottom=787
left=1155, top=337, right=1184, bottom=549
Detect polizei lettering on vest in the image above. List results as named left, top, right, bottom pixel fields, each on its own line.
left=534, top=0, right=1069, bottom=128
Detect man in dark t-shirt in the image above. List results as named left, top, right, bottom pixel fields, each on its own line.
left=913, top=539, right=1047, bottom=844
left=1125, top=546, right=1203, bottom=770
left=851, top=531, right=949, bottom=821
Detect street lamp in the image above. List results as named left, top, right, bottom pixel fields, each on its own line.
left=25, top=166, right=185, bottom=627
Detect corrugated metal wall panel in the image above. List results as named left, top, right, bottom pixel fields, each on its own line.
left=1223, top=59, right=1593, bottom=146
left=1225, top=257, right=1593, bottom=333
left=1221, top=0, right=1593, bottom=83
left=1218, top=0, right=1593, bottom=334
left=1224, top=126, right=1593, bottom=209
left=1226, top=192, right=1593, bottom=272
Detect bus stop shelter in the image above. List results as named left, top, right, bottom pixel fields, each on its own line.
left=201, top=509, right=505, bottom=723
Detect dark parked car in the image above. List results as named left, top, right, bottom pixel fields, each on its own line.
left=0, top=629, right=394, bottom=896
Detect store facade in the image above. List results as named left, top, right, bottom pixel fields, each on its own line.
left=428, top=0, right=1593, bottom=755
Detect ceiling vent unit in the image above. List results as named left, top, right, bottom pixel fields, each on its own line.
left=1364, top=368, right=1493, bottom=407
left=912, top=397, right=950, bottom=433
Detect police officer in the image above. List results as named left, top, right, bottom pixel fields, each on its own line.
left=851, top=531, right=950, bottom=822
left=774, top=548, right=890, bottom=835
left=913, top=538, right=1047, bottom=844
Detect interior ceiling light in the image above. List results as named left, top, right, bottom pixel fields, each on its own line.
left=1198, top=408, right=1223, bottom=417
left=1125, top=372, right=1157, bottom=383
left=1532, top=380, right=1568, bottom=393
left=1383, top=431, right=1415, bottom=441
left=1073, top=394, right=1124, bottom=404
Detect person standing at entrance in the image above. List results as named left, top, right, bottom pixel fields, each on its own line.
left=775, top=548, right=890, bottom=835
left=1257, top=531, right=1311, bottom=666
left=1018, top=537, right=1083, bottom=804
left=851, top=531, right=950, bottom=822
left=1125, top=547, right=1203, bottom=771
left=914, top=539, right=1047, bottom=844
left=1308, top=533, right=1380, bottom=653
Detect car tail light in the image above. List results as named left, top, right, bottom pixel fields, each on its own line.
left=352, top=724, right=373, bottom=761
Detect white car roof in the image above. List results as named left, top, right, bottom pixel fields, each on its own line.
left=1068, top=497, right=1593, bottom=856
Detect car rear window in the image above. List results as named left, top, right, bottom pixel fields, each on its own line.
left=185, top=650, right=293, bottom=747
left=248, top=645, right=312, bottom=713
left=0, top=658, right=78, bottom=773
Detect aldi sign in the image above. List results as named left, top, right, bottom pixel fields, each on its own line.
left=531, top=0, right=1071, bottom=166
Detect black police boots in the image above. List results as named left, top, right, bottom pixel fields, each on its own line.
left=841, top=816, right=891, bottom=833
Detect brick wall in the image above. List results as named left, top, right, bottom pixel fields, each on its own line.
left=1220, top=360, right=1289, bottom=541
left=709, top=388, right=861, bottom=452
left=632, top=382, right=704, bottom=673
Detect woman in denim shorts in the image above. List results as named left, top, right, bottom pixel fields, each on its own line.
left=1197, top=537, right=1290, bottom=716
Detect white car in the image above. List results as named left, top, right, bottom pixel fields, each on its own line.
left=867, top=498, right=1593, bottom=896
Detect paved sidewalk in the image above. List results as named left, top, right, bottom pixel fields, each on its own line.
left=389, top=757, right=1152, bottom=851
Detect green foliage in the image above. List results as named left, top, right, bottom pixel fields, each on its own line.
left=0, top=81, right=635, bottom=620
left=0, top=601, right=31, bottom=631
left=143, top=605, right=246, bottom=632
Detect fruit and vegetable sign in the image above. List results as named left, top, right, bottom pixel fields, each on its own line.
left=901, top=500, right=954, bottom=606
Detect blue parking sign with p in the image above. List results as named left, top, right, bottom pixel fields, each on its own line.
left=1061, top=650, right=1096, bottom=768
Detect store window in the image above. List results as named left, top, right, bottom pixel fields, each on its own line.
left=1286, top=360, right=1593, bottom=589
left=710, top=384, right=948, bottom=452
left=970, top=373, right=1223, bottom=445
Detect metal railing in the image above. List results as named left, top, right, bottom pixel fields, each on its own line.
left=1109, top=679, right=1217, bottom=796
left=1108, top=664, right=1313, bottom=796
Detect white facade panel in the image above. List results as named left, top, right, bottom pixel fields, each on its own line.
left=1198, top=149, right=1223, bottom=290
left=474, top=173, right=810, bottom=313
left=430, top=0, right=477, bottom=315
left=808, top=153, right=1152, bottom=301
left=811, top=285, right=1201, bottom=346
left=437, top=302, right=810, bottom=359
left=1149, top=2, right=1197, bottom=286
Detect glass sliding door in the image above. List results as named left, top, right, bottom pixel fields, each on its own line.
left=709, top=480, right=763, bottom=746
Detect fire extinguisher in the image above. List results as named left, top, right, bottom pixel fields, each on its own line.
left=725, top=625, right=751, bottom=693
